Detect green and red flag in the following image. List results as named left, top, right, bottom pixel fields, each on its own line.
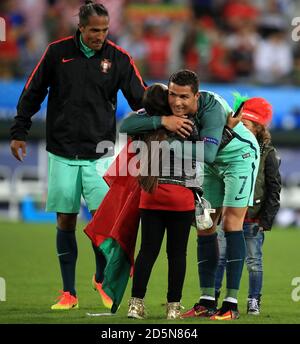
left=84, top=141, right=140, bottom=313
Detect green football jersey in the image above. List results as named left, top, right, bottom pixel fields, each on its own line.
left=195, top=91, right=259, bottom=163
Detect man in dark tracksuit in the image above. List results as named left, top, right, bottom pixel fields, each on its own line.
left=10, top=1, right=146, bottom=310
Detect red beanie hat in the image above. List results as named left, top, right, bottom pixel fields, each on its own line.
left=242, top=97, right=273, bottom=126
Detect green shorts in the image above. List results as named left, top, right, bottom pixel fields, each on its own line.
left=46, top=153, right=113, bottom=213
left=203, top=153, right=259, bottom=208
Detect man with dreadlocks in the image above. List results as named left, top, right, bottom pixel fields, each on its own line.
left=10, top=1, right=146, bottom=310
left=214, top=94, right=281, bottom=316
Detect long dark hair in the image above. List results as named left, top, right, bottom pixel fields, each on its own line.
left=137, top=84, right=171, bottom=193
left=79, top=1, right=109, bottom=26
left=253, top=123, right=271, bottom=145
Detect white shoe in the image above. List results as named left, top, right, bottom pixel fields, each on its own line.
left=247, top=298, right=260, bottom=315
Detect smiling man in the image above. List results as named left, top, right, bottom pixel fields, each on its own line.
left=10, top=0, right=146, bottom=311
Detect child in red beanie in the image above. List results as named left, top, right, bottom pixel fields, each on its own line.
left=215, top=94, right=281, bottom=315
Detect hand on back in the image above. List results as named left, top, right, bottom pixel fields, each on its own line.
left=161, top=115, right=194, bottom=138
left=226, top=111, right=242, bottom=129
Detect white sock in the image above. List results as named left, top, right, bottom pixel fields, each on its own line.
left=223, top=297, right=238, bottom=304
left=200, top=295, right=215, bottom=301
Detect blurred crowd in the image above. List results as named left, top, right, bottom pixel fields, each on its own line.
left=1, top=0, right=300, bottom=85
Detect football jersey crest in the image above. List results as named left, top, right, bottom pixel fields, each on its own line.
left=100, top=58, right=112, bottom=73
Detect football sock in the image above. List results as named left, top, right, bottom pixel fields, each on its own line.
left=92, top=244, right=106, bottom=283
left=56, top=227, right=77, bottom=297
left=197, top=233, right=219, bottom=298
left=215, top=263, right=226, bottom=295
left=225, top=231, right=246, bottom=300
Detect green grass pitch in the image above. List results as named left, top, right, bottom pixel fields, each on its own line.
left=0, top=221, right=300, bottom=324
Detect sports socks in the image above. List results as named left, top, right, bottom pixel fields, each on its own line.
left=56, top=227, right=78, bottom=297
left=225, top=230, right=246, bottom=300
left=197, top=233, right=219, bottom=300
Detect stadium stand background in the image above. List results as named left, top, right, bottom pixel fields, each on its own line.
left=0, top=0, right=300, bottom=225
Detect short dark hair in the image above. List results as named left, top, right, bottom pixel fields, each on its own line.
left=143, top=84, right=171, bottom=116
left=79, top=1, right=109, bottom=26
left=168, top=69, right=199, bottom=94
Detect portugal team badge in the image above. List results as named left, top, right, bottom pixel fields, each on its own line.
left=100, top=58, right=112, bottom=73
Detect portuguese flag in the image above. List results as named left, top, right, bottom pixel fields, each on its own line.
left=84, top=142, right=140, bottom=313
